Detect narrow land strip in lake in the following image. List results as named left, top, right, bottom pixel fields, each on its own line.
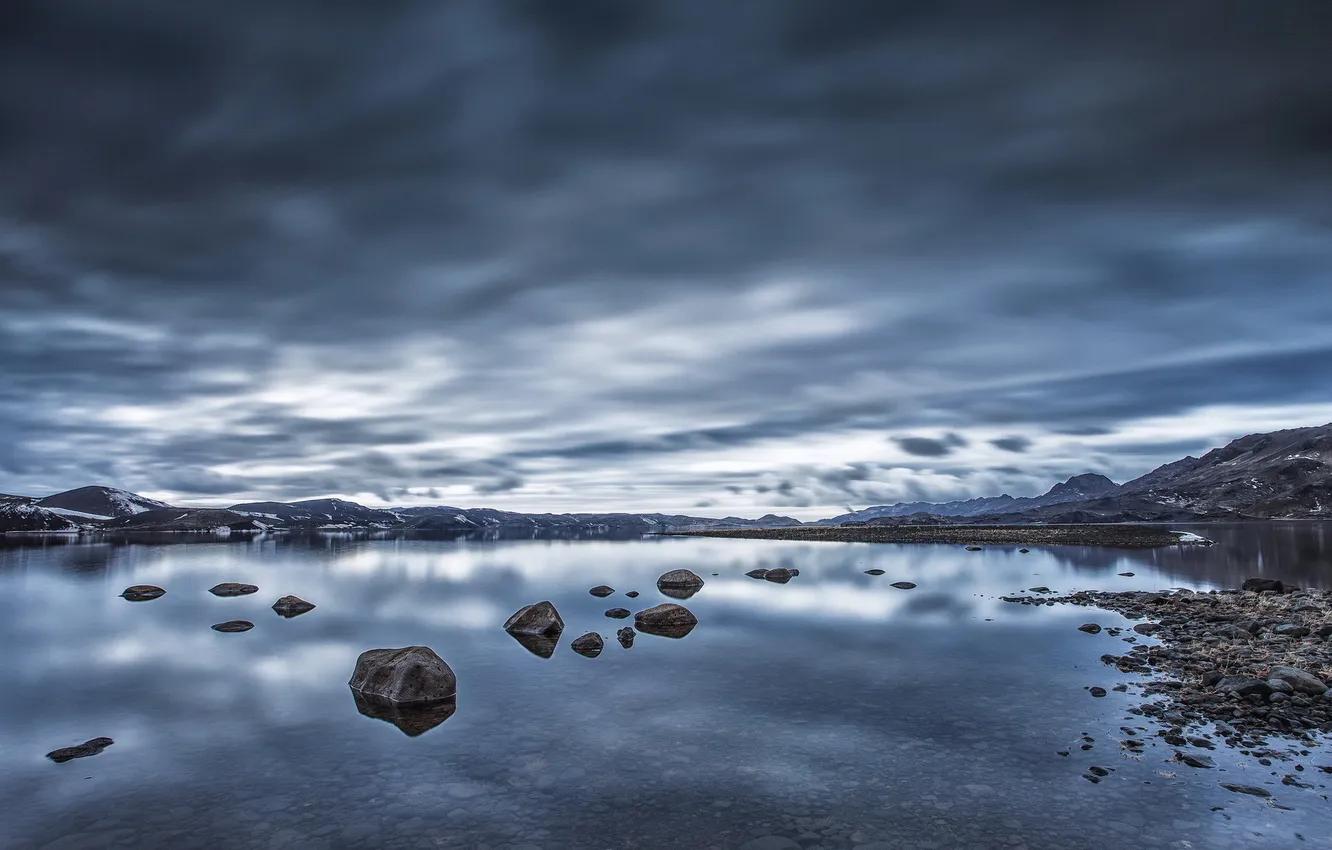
left=667, top=523, right=1190, bottom=548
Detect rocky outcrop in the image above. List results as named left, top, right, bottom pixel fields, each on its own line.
left=210, top=582, right=258, bottom=597
left=634, top=603, right=698, bottom=638
left=272, top=596, right=316, bottom=617
left=503, top=601, right=564, bottom=636
left=348, top=646, right=457, bottom=703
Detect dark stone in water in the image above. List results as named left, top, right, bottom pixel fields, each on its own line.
left=589, top=586, right=615, bottom=598
left=1173, top=751, right=1215, bottom=769
left=571, top=633, right=604, bottom=658
left=891, top=581, right=917, bottom=590
left=789, top=569, right=800, bottom=576
left=120, top=585, right=165, bottom=602
left=210, top=582, right=258, bottom=597
left=764, top=568, right=794, bottom=584
left=634, top=603, right=698, bottom=638
left=47, top=737, right=114, bottom=763
left=508, top=631, right=560, bottom=659
left=617, top=627, right=635, bottom=648
left=211, top=620, right=254, bottom=633
left=1118, top=572, right=1135, bottom=577
left=746, top=569, right=769, bottom=579
left=272, top=595, right=316, bottom=617
left=657, top=570, right=704, bottom=599
left=604, top=607, right=632, bottom=619
left=864, top=569, right=886, bottom=576
left=504, top=601, right=564, bottom=636
left=1241, top=577, right=1285, bottom=594
left=352, top=691, right=456, bottom=737
left=625, top=591, right=640, bottom=598
left=1089, top=687, right=1107, bottom=697
left=1029, top=586, right=1052, bottom=593
left=1078, top=623, right=1102, bottom=634
left=965, top=546, right=982, bottom=551
left=349, top=646, right=456, bottom=702
left=1018, top=548, right=1029, bottom=553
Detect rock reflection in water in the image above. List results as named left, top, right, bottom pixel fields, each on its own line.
left=658, top=585, right=699, bottom=599
left=508, top=630, right=560, bottom=658
left=351, top=691, right=457, bottom=737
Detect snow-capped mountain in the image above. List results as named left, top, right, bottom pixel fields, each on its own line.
left=37, top=486, right=172, bottom=519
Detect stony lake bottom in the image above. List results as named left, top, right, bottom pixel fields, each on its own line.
left=3, top=525, right=1332, bottom=850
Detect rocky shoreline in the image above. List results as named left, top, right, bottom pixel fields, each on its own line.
left=1003, top=579, right=1332, bottom=759
left=670, top=524, right=1198, bottom=548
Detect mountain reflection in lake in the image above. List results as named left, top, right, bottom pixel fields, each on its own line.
left=2, top=527, right=1331, bottom=849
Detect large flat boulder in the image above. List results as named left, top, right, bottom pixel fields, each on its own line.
left=348, top=646, right=457, bottom=703
left=1268, top=665, right=1328, bottom=695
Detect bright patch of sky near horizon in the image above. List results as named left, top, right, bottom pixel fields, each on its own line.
left=2, top=1, right=1332, bottom=518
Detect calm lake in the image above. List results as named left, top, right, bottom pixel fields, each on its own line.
left=2, top=524, right=1331, bottom=849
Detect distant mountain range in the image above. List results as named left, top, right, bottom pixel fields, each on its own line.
left=826, top=423, right=1332, bottom=526
left=3, top=424, right=1331, bottom=535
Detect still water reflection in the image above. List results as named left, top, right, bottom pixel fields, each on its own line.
left=1, top=527, right=1331, bottom=849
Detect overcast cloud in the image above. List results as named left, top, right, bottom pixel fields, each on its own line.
left=3, top=1, right=1331, bottom=517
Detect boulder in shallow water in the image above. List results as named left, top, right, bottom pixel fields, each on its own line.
left=1241, top=577, right=1285, bottom=594
left=657, top=569, right=704, bottom=591
left=348, top=646, right=457, bottom=703
left=589, top=585, right=615, bottom=598
left=121, top=585, right=165, bottom=601
left=352, top=691, right=456, bottom=736
left=504, top=601, right=564, bottom=636
left=1077, top=623, right=1102, bottom=634
left=625, top=591, right=640, bottom=598
left=571, top=633, right=604, bottom=658
left=604, top=607, right=631, bottom=619
left=209, top=582, right=258, bottom=597
left=764, top=568, right=794, bottom=583
left=617, top=627, right=635, bottom=648
left=272, top=595, right=316, bottom=617
left=211, top=620, right=254, bottom=632
left=1268, top=665, right=1328, bottom=695
left=965, top=546, right=982, bottom=551
left=864, top=569, right=885, bottom=576
left=891, top=581, right=917, bottom=590
left=634, top=603, right=698, bottom=638
left=47, top=737, right=114, bottom=763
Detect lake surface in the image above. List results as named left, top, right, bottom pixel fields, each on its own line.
left=3, top=524, right=1332, bottom=849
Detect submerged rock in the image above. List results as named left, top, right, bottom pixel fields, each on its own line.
left=1220, top=783, right=1272, bottom=797
left=504, top=601, right=565, bottom=636
left=571, top=633, right=604, bottom=657
left=348, top=646, right=457, bottom=703
left=352, top=691, right=456, bottom=737
left=604, top=607, right=632, bottom=619
left=617, top=627, right=635, bottom=648
left=1089, top=686, right=1107, bottom=697
left=890, top=581, right=917, bottom=590
left=120, top=585, right=165, bottom=602
left=272, top=595, right=316, bottom=617
left=211, top=620, right=254, bottom=633
left=47, top=737, right=114, bottom=763
left=209, top=582, right=258, bottom=597
left=764, top=568, right=794, bottom=583
left=634, top=603, right=698, bottom=638
left=589, top=585, right=615, bottom=598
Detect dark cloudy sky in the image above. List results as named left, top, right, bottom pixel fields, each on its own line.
left=3, top=1, right=1332, bottom=517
